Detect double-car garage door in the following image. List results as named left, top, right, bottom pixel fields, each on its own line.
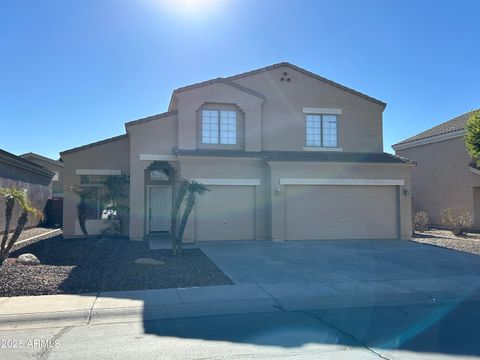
left=285, top=185, right=398, bottom=240
left=194, top=184, right=398, bottom=241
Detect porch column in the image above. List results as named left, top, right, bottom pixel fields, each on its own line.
left=129, top=160, right=151, bottom=240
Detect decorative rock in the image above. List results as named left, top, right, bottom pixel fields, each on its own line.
left=17, top=253, right=40, bottom=266
left=133, top=257, right=165, bottom=266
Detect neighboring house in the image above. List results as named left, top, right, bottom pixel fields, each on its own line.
left=20, top=153, right=64, bottom=198
left=61, top=62, right=414, bottom=241
left=0, top=149, right=54, bottom=232
left=393, top=109, right=480, bottom=228
left=20, top=152, right=64, bottom=227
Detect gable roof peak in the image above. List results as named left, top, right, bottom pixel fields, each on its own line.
left=168, top=62, right=386, bottom=110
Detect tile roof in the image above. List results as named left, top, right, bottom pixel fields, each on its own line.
left=394, top=109, right=479, bottom=147
left=20, top=152, right=64, bottom=167
left=173, top=148, right=414, bottom=164
left=124, top=110, right=178, bottom=128
left=0, top=149, right=55, bottom=177
left=60, top=134, right=128, bottom=156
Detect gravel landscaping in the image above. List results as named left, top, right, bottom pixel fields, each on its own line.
left=0, top=235, right=232, bottom=297
left=412, top=228, right=480, bottom=255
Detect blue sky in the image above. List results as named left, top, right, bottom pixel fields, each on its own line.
left=1, top=0, right=479, bottom=159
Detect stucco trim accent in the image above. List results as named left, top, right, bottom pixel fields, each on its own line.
left=302, top=107, right=342, bottom=115
left=191, top=178, right=261, bottom=186
left=139, top=154, right=177, bottom=161
left=76, top=169, right=122, bottom=175
left=392, top=130, right=465, bottom=150
left=302, top=147, right=343, bottom=152
left=279, top=178, right=405, bottom=186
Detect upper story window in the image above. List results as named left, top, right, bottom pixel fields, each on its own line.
left=202, top=109, right=237, bottom=145
left=306, top=114, right=338, bottom=147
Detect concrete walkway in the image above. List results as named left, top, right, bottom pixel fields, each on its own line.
left=1, top=275, right=480, bottom=330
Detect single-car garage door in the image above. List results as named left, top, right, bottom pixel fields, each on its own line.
left=195, top=185, right=255, bottom=241
left=285, top=185, right=398, bottom=240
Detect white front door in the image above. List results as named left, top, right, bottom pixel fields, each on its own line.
left=148, top=186, right=172, bottom=233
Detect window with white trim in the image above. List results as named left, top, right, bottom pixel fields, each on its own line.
left=306, top=114, right=337, bottom=147
left=202, top=109, right=237, bottom=144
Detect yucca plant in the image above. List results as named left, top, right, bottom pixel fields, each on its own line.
left=69, top=185, right=98, bottom=236
left=171, top=180, right=209, bottom=256
left=0, top=187, right=42, bottom=265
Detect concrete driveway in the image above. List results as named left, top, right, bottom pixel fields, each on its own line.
left=199, top=240, right=480, bottom=299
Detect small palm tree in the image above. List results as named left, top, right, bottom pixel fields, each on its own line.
left=0, top=187, right=42, bottom=265
left=171, top=180, right=189, bottom=255
left=171, top=180, right=209, bottom=256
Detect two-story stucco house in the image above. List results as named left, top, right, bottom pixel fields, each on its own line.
left=61, top=62, right=414, bottom=242
left=393, top=109, right=480, bottom=228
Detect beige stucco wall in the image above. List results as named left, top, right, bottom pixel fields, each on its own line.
left=127, top=112, right=178, bottom=240
left=232, top=65, right=385, bottom=152
left=268, top=162, right=413, bottom=240
left=177, top=156, right=270, bottom=242
left=175, top=82, right=264, bottom=151
left=62, top=136, right=130, bottom=238
left=396, top=136, right=479, bottom=227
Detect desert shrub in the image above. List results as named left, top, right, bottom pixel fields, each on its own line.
left=440, top=208, right=473, bottom=236
left=465, top=109, right=480, bottom=167
left=414, top=211, right=429, bottom=232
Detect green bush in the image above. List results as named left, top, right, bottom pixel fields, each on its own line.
left=440, top=208, right=473, bottom=236
left=414, top=211, right=429, bottom=232
left=465, top=110, right=480, bottom=167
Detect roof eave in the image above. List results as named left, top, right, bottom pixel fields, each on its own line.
left=20, top=152, right=64, bottom=168
left=124, top=110, right=178, bottom=129
left=0, top=150, right=55, bottom=177
left=60, top=134, right=128, bottom=156
left=393, top=129, right=465, bottom=151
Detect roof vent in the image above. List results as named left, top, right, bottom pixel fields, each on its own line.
left=280, top=71, right=291, bottom=82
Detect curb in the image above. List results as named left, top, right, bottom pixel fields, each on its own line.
left=1, top=287, right=479, bottom=331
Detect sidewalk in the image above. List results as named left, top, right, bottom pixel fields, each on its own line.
left=1, top=276, right=480, bottom=330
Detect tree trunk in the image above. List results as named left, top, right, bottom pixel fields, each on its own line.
left=0, top=196, right=15, bottom=254
left=0, top=211, right=28, bottom=266
left=77, top=202, right=88, bottom=236
left=171, top=181, right=188, bottom=256
left=176, top=192, right=195, bottom=257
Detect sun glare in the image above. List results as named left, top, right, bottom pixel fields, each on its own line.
left=156, top=0, right=226, bottom=18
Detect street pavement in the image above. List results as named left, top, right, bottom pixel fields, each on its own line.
left=1, top=299, right=479, bottom=360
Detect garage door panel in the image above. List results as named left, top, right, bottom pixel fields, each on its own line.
left=196, top=185, right=255, bottom=241
left=285, top=185, right=397, bottom=240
